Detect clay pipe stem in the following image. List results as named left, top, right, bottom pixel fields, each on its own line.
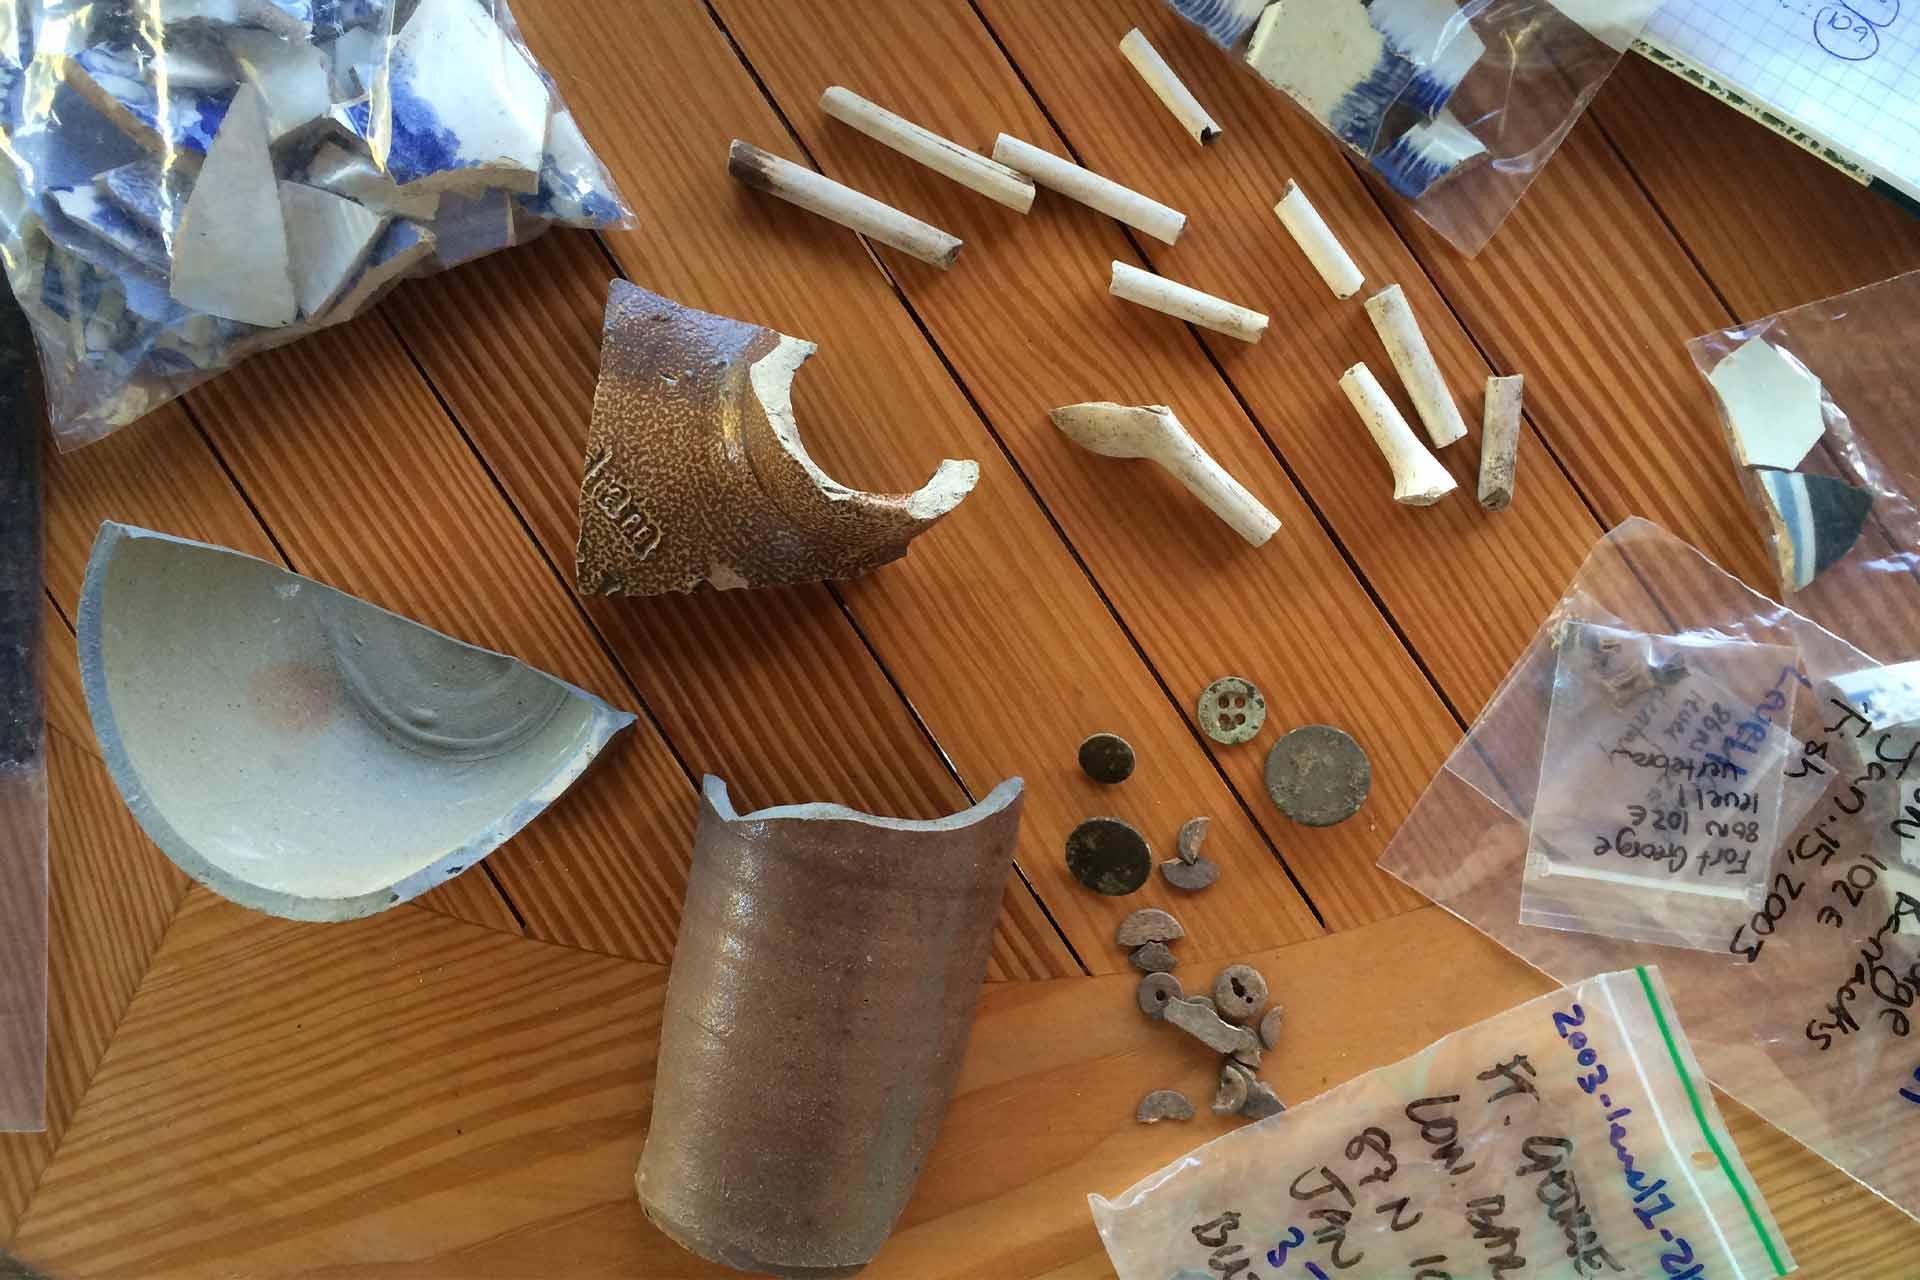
left=1109, top=261, right=1268, bottom=343
left=1273, top=179, right=1362, bottom=299
left=1478, top=374, right=1524, bottom=511
left=1119, top=28, right=1221, bottom=146
left=991, top=132, right=1187, bottom=244
left=1339, top=363, right=1456, bottom=506
left=728, top=139, right=963, bottom=270
left=1364, top=283, right=1467, bottom=447
left=1049, top=402, right=1280, bottom=546
left=819, top=87, right=1036, bottom=213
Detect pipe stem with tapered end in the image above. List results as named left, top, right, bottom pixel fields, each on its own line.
left=727, top=139, right=962, bottom=270
left=1478, top=374, right=1524, bottom=511
left=1049, top=401, right=1279, bottom=545
left=991, top=132, right=1186, bottom=244
left=1339, top=363, right=1456, bottom=506
left=1273, top=179, right=1362, bottom=299
left=819, top=87, right=1035, bottom=213
left=1110, top=261, right=1268, bottom=343
left=1119, top=28, right=1221, bottom=145
left=1364, top=283, right=1466, bottom=447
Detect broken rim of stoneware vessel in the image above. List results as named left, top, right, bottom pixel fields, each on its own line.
left=575, top=279, right=978, bottom=596
left=637, top=775, right=1025, bottom=1278
left=76, top=523, right=635, bottom=923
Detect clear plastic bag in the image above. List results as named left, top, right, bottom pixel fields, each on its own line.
left=1522, top=621, right=1801, bottom=952
left=1167, top=0, right=1660, bottom=254
left=0, top=0, right=633, bottom=449
left=1381, top=517, right=1920, bottom=1223
left=1091, top=967, right=1794, bottom=1280
left=1687, top=269, right=1920, bottom=662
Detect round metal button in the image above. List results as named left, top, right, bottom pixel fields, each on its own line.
left=1077, top=732, right=1136, bottom=784
left=1197, top=677, right=1266, bottom=745
left=1066, top=817, right=1152, bottom=895
left=1264, top=724, right=1370, bottom=827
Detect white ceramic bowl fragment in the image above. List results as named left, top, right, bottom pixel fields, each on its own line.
left=77, top=523, right=636, bottom=922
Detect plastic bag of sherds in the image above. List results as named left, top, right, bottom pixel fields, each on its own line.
left=1092, top=966, right=1793, bottom=1280
left=0, top=0, right=633, bottom=448
left=1165, top=0, right=1661, bottom=254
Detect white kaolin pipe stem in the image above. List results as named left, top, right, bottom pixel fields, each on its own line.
left=1340, top=362, right=1456, bottom=506
left=1273, top=179, right=1362, bottom=299
left=1110, top=261, right=1268, bottom=344
left=728, top=139, right=962, bottom=270
left=1364, top=283, right=1467, bottom=447
left=1119, top=28, right=1221, bottom=146
left=992, top=132, right=1187, bottom=244
left=819, top=87, right=1036, bottom=213
left=1478, top=374, right=1525, bottom=511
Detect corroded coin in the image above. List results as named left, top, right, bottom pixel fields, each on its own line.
left=1066, top=817, right=1152, bottom=895
left=1077, top=731, right=1136, bottom=784
left=1264, top=724, right=1370, bottom=827
left=1197, top=677, right=1266, bottom=745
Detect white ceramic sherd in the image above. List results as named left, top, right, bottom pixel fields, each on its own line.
left=77, top=523, right=636, bottom=922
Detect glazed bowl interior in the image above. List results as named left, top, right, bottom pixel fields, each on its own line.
left=85, top=529, right=604, bottom=902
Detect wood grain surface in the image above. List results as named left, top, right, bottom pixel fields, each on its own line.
left=12, top=0, right=1920, bottom=1274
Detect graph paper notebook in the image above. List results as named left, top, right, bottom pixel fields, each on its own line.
left=1637, top=0, right=1920, bottom=211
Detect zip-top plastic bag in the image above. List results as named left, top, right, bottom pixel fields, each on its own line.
left=1165, top=0, right=1661, bottom=254
left=1092, top=967, right=1793, bottom=1280
left=0, top=0, right=632, bottom=448
left=1381, top=517, right=1920, bottom=1224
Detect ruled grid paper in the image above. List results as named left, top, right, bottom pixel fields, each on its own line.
left=1642, top=0, right=1920, bottom=200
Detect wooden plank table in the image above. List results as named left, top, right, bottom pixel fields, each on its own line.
left=9, top=2, right=1920, bottom=1274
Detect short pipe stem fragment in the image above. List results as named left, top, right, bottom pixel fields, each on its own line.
left=1119, top=28, right=1221, bottom=145
left=1339, top=362, right=1456, bottom=506
left=728, top=138, right=962, bottom=270
left=1478, top=374, right=1524, bottom=511
left=1364, top=283, right=1466, bottom=448
left=1109, top=261, right=1268, bottom=344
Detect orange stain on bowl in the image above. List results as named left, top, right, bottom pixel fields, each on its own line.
left=247, top=660, right=340, bottom=733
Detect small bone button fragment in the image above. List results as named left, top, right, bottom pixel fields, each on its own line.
left=1110, top=261, right=1269, bottom=344
left=1136, top=1089, right=1196, bottom=1123
left=1708, top=337, right=1828, bottom=471
left=1138, top=971, right=1184, bottom=1018
left=1164, top=994, right=1262, bottom=1056
left=1231, top=1041, right=1263, bottom=1070
left=1339, top=362, right=1456, bottom=506
left=1197, top=676, right=1265, bottom=745
left=1067, top=817, right=1154, bottom=896
left=1130, top=941, right=1180, bottom=973
left=1116, top=906, right=1185, bottom=947
left=1273, top=180, right=1363, bottom=299
left=1212, top=963, right=1269, bottom=1024
left=576, top=281, right=977, bottom=595
left=1266, top=724, right=1372, bottom=827
left=1478, top=374, right=1525, bottom=512
left=1240, top=1081, right=1286, bottom=1120
left=1161, top=857, right=1220, bottom=892
left=1176, top=815, right=1210, bottom=864
left=1758, top=470, right=1873, bottom=591
left=1365, top=284, right=1467, bottom=448
left=992, top=133, right=1186, bottom=244
left=728, top=139, right=963, bottom=270
left=1212, top=1062, right=1250, bottom=1116
left=1119, top=28, right=1221, bottom=145
left=819, top=87, right=1035, bottom=213
left=1259, top=1004, right=1285, bottom=1051
left=1078, top=731, right=1137, bottom=784
left=1049, top=402, right=1280, bottom=546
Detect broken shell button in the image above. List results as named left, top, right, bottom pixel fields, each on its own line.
left=1137, top=971, right=1183, bottom=1018
left=1067, top=817, right=1152, bottom=895
left=1197, top=676, right=1266, bottom=745
left=1212, top=964, right=1268, bottom=1024
left=1115, top=906, right=1184, bottom=947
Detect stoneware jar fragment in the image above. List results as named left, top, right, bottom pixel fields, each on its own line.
left=576, top=280, right=978, bottom=595
left=75, top=523, right=635, bottom=921
left=637, top=775, right=1025, bottom=1278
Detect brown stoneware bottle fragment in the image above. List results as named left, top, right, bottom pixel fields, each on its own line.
left=576, top=280, right=978, bottom=595
left=637, top=774, right=1025, bottom=1277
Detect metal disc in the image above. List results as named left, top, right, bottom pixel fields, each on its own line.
left=1264, top=724, right=1370, bottom=827
left=1065, top=817, right=1152, bottom=895
left=1196, top=677, right=1266, bottom=745
left=1076, top=732, right=1136, bottom=784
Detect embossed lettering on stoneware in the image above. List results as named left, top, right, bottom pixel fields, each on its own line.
left=76, top=522, right=635, bottom=922
left=575, top=280, right=978, bottom=596
left=637, top=775, right=1025, bottom=1277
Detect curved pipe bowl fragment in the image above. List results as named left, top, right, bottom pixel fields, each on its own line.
left=575, top=280, right=978, bottom=595
left=76, top=523, right=636, bottom=922
left=637, top=775, right=1026, bottom=1277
